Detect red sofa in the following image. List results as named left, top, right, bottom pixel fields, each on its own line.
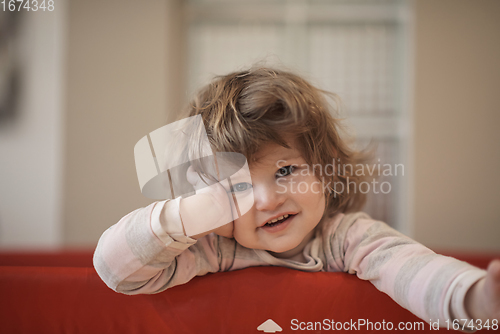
left=0, top=251, right=497, bottom=333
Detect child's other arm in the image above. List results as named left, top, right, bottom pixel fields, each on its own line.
left=331, top=214, right=490, bottom=330
left=93, top=199, right=223, bottom=295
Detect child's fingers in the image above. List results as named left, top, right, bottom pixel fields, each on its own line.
left=484, top=259, right=500, bottom=319
left=486, top=259, right=500, bottom=299
left=180, top=179, right=235, bottom=237
left=181, top=155, right=251, bottom=237
left=180, top=191, right=233, bottom=236
left=487, top=259, right=500, bottom=280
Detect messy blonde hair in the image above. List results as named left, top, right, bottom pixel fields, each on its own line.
left=180, top=67, right=370, bottom=216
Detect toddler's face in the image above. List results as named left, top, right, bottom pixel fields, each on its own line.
left=231, top=140, right=326, bottom=256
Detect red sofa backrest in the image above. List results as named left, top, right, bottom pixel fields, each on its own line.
left=0, top=251, right=497, bottom=333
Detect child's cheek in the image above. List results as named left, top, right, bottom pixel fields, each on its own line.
left=292, top=171, right=323, bottom=194
left=231, top=224, right=254, bottom=249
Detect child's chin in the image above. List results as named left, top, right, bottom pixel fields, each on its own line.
left=267, top=240, right=301, bottom=255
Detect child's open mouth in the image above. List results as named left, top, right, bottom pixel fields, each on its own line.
left=261, top=213, right=297, bottom=232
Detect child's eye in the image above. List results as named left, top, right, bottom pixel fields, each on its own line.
left=230, top=182, right=252, bottom=193
left=276, top=165, right=295, bottom=178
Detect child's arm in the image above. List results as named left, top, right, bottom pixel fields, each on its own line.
left=93, top=163, right=242, bottom=294
left=93, top=199, right=218, bottom=294
left=326, top=214, right=494, bottom=330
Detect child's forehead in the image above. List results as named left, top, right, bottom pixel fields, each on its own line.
left=251, top=141, right=304, bottom=167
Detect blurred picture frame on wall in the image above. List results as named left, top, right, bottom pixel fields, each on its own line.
left=0, top=10, right=21, bottom=125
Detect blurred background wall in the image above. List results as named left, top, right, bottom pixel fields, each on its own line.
left=414, top=0, right=500, bottom=251
left=0, top=0, right=498, bottom=252
left=0, top=3, right=66, bottom=248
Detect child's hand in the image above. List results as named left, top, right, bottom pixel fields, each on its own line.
left=178, top=165, right=235, bottom=239
left=465, top=259, right=500, bottom=321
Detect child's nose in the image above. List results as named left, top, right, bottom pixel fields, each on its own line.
left=252, top=182, right=285, bottom=212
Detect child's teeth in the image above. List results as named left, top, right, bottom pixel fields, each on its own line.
left=269, top=215, right=288, bottom=224
left=265, top=214, right=293, bottom=226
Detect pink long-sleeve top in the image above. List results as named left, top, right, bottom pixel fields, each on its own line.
left=94, top=199, right=486, bottom=330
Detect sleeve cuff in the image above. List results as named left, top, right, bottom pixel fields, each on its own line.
left=151, top=198, right=196, bottom=251
left=443, top=268, right=487, bottom=331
